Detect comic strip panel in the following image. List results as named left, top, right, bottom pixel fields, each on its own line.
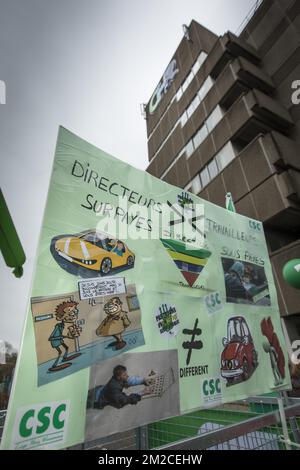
left=85, top=350, right=180, bottom=441
left=31, top=283, right=144, bottom=386
left=221, top=258, right=271, bottom=306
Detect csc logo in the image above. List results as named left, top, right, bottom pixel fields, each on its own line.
left=205, top=292, right=221, bottom=310
left=249, top=220, right=261, bottom=231
left=204, top=291, right=222, bottom=315
left=149, top=59, right=179, bottom=114
left=202, top=378, right=221, bottom=397
left=19, top=403, right=66, bottom=438
left=12, top=401, right=69, bottom=449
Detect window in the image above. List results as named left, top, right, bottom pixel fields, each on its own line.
left=198, top=76, right=214, bottom=101
left=173, top=51, right=207, bottom=101
left=191, top=174, right=202, bottom=194
left=200, top=167, right=210, bottom=188
left=177, top=147, right=186, bottom=160
left=186, top=102, right=193, bottom=119
left=187, top=94, right=200, bottom=119
left=193, top=124, right=208, bottom=150
left=180, top=111, right=188, bottom=127
left=197, top=51, right=207, bottom=68
left=172, top=51, right=209, bottom=105
left=182, top=70, right=193, bottom=93
left=215, top=142, right=236, bottom=171
left=185, top=140, right=194, bottom=158
left=192, top=51, right=207, bottom=76
left=207, top=159, right=218, bottom=180
left=170, top=94, right=176, bottom=105
left=206, top=106, right=223, bottom=133
left=176, top=87, right=183, bottom=102
left=192, top=59, right=200, bottom=76
left=182, top=79, right=188, bottom=94
left=174, top=116, right=181, bottom=130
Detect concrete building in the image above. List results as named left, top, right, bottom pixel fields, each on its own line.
left=145, top=0, right=300, bottom=345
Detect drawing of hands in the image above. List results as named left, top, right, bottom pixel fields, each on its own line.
left=67, top=325, right=82, bottom=338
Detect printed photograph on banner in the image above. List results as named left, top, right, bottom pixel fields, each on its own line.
left=50, top=229, right=135, bottom=278
left=261, top=316, right=286, bottom=387
left=220, top=316, right=258, bottom=387
left=221, top=257, right=271, bottom=306
left=85, top=350, right=180, bottom=440
left=31, top=284, right=144, bottom=386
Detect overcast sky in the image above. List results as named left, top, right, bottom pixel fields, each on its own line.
left=0, top=0, right=255, bottom=348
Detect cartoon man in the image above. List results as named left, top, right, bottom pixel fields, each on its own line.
left=48, top=300, right=82, bottom=372
left=261, top=317, right=285, bottom=387
left=105, top=238, right=116, bottom=251
left=263, top=342, right=284, bottom=386
left=96, top=297, right=130, bottom=350
left=112, top=240, right=125, bottom=257
left=89, top=365, right=153, bottom=409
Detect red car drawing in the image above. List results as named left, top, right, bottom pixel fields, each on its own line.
left=221, top=316, right=258, bottom=386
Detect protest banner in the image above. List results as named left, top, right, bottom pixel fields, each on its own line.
left=1, top=127, right=290, bottom=449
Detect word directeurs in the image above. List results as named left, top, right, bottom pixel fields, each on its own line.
left=71, top=160, right=162, bottom=213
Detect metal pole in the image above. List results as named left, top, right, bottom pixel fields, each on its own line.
left=282, top=391, right=300, bottom=445
left=277, top=392, right=291, bottom=450
left=138, top=426, right=149, bottom=450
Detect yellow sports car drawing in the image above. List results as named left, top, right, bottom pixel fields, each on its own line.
left=53, top=230, right=135, bottom=275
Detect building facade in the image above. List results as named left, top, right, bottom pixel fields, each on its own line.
left=145, top=0, right=300, bottom=345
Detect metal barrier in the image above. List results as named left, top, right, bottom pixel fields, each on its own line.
left=148, top=395, right=300, bottom=451
left=80, top=394, right=300, bottom=450
left=1, top=396, right=300, bottom=450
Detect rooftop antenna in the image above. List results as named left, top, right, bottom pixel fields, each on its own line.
left=182, top=24, right=191, bottom=41
left=140, top=103, right=147, bottom=120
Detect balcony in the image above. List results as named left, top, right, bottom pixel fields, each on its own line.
left=218, top=57, right=275, bottom=110
left=187, top=87, right=294, bottom=178
left=183, top=58, right=275, bottom=146
left=204, top=32, right=260, bottom=79
left=198, top=131, right=300, bottom=227
left=229, top=89, right=294, bottom=145
left=232, top=170, right=300, bottom=232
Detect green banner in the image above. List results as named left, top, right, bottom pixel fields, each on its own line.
left=1, top=127, right=291, bottom=449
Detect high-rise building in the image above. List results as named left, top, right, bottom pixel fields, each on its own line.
left=145, top=0, right=300, bottom=346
